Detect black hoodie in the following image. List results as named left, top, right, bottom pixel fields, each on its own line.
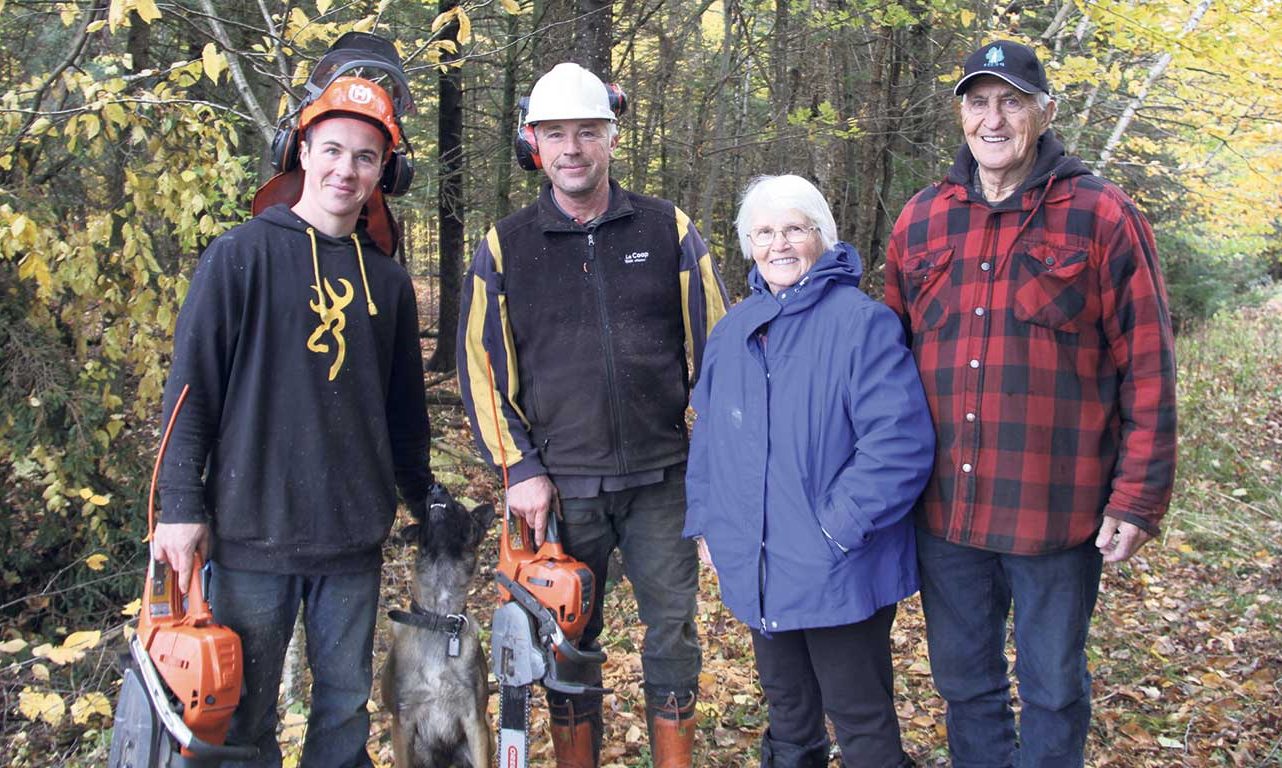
left=158, top=204, right=432, bottom=574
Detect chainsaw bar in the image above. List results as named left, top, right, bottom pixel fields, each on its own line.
left=497, top=682, right=531, bottom=768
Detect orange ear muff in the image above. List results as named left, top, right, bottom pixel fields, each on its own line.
left=606, top=83, right=627, bottom=118
left=515, top=123, right=541, bottom=171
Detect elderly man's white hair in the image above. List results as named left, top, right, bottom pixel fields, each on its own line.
left=735, top=174, right=839, bottom=260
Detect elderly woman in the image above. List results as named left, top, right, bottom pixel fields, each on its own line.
left=684, top=175, right=934, bottom=768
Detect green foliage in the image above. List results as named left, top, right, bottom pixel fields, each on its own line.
left=1171, top=297, right=1282, bottom=554
left=1157, top=229, right=1277, bottom=332
left=1, top=7, right=250, bottom=627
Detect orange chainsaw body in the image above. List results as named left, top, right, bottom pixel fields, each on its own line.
left=137, top=554, right=243, bottom=753
left=496, top=513, right=594, bottom=642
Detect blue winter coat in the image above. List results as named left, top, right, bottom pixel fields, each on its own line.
left=683, top=243, right=935, bottom=632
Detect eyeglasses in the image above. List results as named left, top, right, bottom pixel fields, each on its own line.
left=750, top=225, right=817, bottom=247
left=961, top=94, right=1032, bottom=116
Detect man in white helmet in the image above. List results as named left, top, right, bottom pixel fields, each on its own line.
left=458, top=62, right=728, bottom=767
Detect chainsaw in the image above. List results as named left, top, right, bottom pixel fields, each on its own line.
left=108, top=384, right=257, bottom=767
left=490, top=503, right=611, bottom=768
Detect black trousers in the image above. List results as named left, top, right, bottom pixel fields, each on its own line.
left=752, top=605, right=907, bottom=767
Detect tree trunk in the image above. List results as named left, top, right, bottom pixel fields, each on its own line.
left=577, top=0, right=613, bottom=77
left=427, top=0, right=465, bottom=373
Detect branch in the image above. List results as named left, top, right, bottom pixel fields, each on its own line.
left=196, top=0, right=275, bottom=141
left=5, top=5, right=95, bottom=154
left=1093, top=0, right=1214, bottom=173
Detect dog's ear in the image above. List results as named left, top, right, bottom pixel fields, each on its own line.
left=398, top=523, right=421, bottom=544
left=472, top=503, right=496, bottom=544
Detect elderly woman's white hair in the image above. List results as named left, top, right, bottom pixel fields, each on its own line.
left=735, top=174, right=839, bottom=260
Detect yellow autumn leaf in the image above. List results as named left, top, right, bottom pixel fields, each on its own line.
left=85, top=554, right=109, bottom=571
left=18, top=688, right=65, bottom=727
left=501, top=0, right=521, bottom=13
left=32, top=663, right=50, bottom=682
left=456, top=7, right=472, bottom=44
left=135, top=0, right=162, bottom=22
left=103, top=101, right=127, bottom=127
left=431, top=7, right=456, bottom=33
left=89, top=494, right=110, bottom=506
left=107, top=0, right=127, bottom=32
left=0, top=637, right=27, bottom=654
left=79, top=487, right=93, bottom=500
left=316, top=0, right=333, bottom=15
left=33, top=630, right=101, bottom=665
left=122, top=598, right=141, bottom=617
left=202, top=43, right=227, bottom=85
left=72, top=692, right=112, bottom=724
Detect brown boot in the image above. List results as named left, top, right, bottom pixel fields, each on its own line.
left=550, top=696, right=602, bottom=768
left=646, top=691, right=698, bottom=768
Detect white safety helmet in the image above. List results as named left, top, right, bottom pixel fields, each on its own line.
left=523, top=62, right=617, bottom=124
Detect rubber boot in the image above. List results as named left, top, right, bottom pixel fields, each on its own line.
left=759, top=730, right=830, bottom=768
left=549, top=696, right=602, bottom=768
left=645, top=691, right=698, bottom=768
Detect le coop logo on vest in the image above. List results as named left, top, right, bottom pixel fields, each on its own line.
left=623, top=251, right=650, bottom=265
left=346, top=82, right=375, bottom=104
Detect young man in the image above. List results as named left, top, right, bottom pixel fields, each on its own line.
left=458, top=63, right=727, bottom=768
left=152, top=74, right=433, bottom=767
left=884, top=40, right=1177, bottom=767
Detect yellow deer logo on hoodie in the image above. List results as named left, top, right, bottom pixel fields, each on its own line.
left=307, top=277, right=354, bottom=380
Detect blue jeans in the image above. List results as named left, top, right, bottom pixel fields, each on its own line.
left=210, top=564, right=380, bottom=768
left=916, top=532, right=1102, bottom=768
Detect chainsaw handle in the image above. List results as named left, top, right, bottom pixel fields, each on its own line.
left=184, top=553, right=214, bottom=624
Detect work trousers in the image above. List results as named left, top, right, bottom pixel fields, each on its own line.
left=547, top=467, right=702, bottom=717
left=917, top=532, right=1103, bottom=768
left=211, top=564, right=380, bottom=768
left=752, top=605, right=912, bottom=767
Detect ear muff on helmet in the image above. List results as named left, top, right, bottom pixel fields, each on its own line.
left=270, top=123, right=301, bottom=172
left=605, top=83, right=628, bottom=118
left=381, top=138, right=415, bottom=196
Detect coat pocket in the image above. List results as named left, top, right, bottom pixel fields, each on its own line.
left=1013, top=244, right=1094, bottom=332
left=901, top=246, right=955, bottom=332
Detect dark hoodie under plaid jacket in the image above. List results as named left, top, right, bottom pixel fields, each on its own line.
left=884, top=131, right=1176, bottom=555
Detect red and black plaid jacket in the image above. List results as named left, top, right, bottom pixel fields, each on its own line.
left=884, top=133, right=1176, bottom=555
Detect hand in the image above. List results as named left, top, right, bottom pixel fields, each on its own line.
left=152, top=522, right=211, bottom=594
left=695, top=537, right=716, bottom=575
left=1095, top=517, right=1152, bottom=564
left=507, top=475, right=555, bottom=547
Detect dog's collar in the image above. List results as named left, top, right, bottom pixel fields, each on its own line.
left=388, top=601, right=468, bottom=636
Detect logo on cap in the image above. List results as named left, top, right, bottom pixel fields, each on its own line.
left=347, top=83, right=375, bottom=104
left=985, top=46, right=1005, bottom=67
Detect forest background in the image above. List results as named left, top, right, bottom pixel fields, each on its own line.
left=1, top=0, right=1279, bottom=765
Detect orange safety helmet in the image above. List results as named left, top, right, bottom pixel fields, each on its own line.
left=299, top=76, right=402, bottom=150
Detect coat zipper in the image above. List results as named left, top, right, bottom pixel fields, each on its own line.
left=757, top=330, right=770, bottom=632
left=586, top=230, right=628, bottom=475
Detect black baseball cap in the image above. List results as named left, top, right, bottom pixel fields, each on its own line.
left=954, top=40, right=1049, bottom=96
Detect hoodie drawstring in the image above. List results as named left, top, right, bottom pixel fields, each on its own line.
left=351, top=233, right=379, bottom=317
left=308, top=227, right=325, bottom=312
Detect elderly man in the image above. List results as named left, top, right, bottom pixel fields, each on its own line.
left=884, top=40, right=1176, bottom=767
left=458, top=63, right=727, bottom=767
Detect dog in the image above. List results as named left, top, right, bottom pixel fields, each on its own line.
left=381, top=486, right=495, bottom=768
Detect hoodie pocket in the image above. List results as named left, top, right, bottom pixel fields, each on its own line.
left=1013, top=244, right=1094, bottom=332
left=901, top=246, right=954, bottom=332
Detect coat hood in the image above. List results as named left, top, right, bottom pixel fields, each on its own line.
left=946, top=130, right=1091, bottom=198
left=747, top=241, right=863, bottom=312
